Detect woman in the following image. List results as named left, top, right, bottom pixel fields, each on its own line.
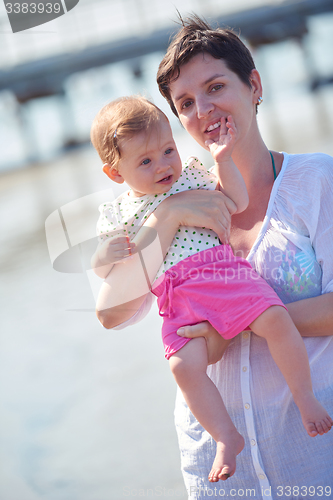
left=96, top=16, right=333, bottom=498
left=155, top=16, right=333, bottom=498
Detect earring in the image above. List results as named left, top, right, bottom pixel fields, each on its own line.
left=257, top=96, right=263, bottom=105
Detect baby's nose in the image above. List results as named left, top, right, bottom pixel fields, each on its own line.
left=156, top=161, right=169, bottom=172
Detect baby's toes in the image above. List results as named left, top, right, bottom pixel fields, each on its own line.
left=306, top=422, right=318, bottom=437
left=321, top=417, right=333, bottom=433
left=219, top=472, right=231, bottom=481
left=208, top=470, right=220, bottom=482
left=314, top=420, right=326, bottom=436
left=218, top=467, right=232, bottom=481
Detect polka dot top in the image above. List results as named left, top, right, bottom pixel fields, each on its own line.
left=97, top=157, right=219, bottom=281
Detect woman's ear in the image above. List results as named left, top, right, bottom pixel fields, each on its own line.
left=250, top=69, right=263, bottom=103
left=102, top=163, right=125, bottom=184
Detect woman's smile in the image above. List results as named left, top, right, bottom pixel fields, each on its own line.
left=169, top=52, right=260, bottom=151
left=206, top=121, right=221, bottom=132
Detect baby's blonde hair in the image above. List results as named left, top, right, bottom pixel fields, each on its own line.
left=90, top=95, right=168, bottom=170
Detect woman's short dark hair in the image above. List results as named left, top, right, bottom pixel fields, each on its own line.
left=157, top=15, right=256, bottom=117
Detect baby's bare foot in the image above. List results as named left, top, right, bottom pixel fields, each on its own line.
left=295, top=393, right=333, bottom=437
left=208, top=431, right=244, bottom=482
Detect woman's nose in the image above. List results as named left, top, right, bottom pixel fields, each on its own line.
left=196, top=97, right=214, bottom=119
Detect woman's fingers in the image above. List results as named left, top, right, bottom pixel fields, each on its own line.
left=208, top=199, right=231, bottom=242
left=204, top=191, right=235, bottom=242
left=165, top=189, right=233, bottom=243
left=177, top=322, right=211, bottom=338
left=177, top=322, right=231, bottom=365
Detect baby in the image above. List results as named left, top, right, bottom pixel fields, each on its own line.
left=90, top=95, right=332, bottom=482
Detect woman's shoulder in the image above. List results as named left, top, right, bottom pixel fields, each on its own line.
left=272, top=152, right=333, bottom=226
left=279, top=152, right=333, bottom=197
left=284, top=152, right=333, bottom=178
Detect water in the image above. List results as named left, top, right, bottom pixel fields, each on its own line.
left=1, top=3, right=333, bottom=500
left=0, top=146, right=187, bottom=500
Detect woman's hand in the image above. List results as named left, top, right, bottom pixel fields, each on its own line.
left=157, top=189, right=236, bottom=244
left=177, top=322, right=231, bottom=365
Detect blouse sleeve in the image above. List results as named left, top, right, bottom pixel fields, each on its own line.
left=309, top=155, right=333, bottom=294
left=278, top=153, right=333, bottom=294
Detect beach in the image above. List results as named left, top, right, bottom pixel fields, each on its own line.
left=1, top=4, right=333, bottom=499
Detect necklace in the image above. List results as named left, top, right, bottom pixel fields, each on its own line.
left=270, top=151, right=277, bottom=181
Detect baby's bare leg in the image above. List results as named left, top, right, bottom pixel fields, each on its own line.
left=250, top=306, right=333, bottom=437
left=169, top=338, right=244, bottom=481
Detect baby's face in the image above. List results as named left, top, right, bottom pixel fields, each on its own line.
left=117, top=119, right=182, bottom=198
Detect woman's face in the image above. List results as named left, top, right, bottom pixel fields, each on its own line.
left=169, top=53, right=262, bottom=151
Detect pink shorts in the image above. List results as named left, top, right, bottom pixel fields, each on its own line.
left=151, top=245, right=286, bottom=360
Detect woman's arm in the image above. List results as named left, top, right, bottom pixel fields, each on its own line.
left=286, top=293, right=333, bottom=337
left=285, top=155, right=333, bottom=337
left=96, top=188, right=235, bottom=328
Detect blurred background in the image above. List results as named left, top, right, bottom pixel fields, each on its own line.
left=1, top=0, right=333, bottom=499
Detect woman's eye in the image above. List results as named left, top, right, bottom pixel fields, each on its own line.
left=181, top=100, right=193, bottom=110
left=211, top=84, right=223, bottom=92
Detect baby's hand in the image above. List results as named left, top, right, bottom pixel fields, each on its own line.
left=205, top=115, right=236, bottom=164
left=97, top=235, right=135, bottom=266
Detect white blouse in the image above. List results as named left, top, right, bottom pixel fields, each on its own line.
left=175, top=152, right=333, bottom=499
left=114, top=152, right=333, bottom=498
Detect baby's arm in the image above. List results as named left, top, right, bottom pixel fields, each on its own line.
left=91, top=235, right=135, bottom=279
left=207, top=116, right=249, bottom=214
left=96, top=205, right=182, bottom=328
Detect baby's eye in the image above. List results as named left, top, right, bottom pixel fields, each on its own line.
left=181, top=100, right=193, bottom=110
left=141, top=158, right=151, bottom=165
left=164, top=148, right=172, bottom=155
